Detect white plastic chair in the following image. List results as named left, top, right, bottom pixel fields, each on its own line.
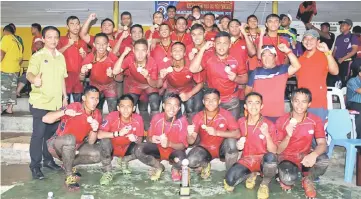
left=327, top=87, right=346, bottom=109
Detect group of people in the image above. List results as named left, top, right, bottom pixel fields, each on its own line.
left=1, top=4, right=361, bottom=199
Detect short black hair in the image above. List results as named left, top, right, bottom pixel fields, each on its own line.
left=41, top=26, right=60, bottom=38
left=153, top=11, right=164, bottom=18
left=176, top=16, right=188, bottom=25
left=8, top=23, right=16, bottom=31
left=203, top=88, right=220, bottom=98
left=215, top=31, right=231, bottom=40
left=130, top=24, right=143, bottom=34
left=192, top=6, right=201, bottom=12
left=321, top=22, right=330, bottom=29
left=159, top=23, right=171, bottom=30
left=204, top=12, right=215, bottom=19
left=291, top=88, right=312, bottom=103
left=172, top=41, right=186, bottom=50
left=245, top=92, right=263, bottom=103
left=117, top=94, right=135, bottom=105
left=190, top=23, right=205, bottom=33
left=228, top=19, right=241, bottom=28
left=66, top=16, right=80, bottom=25
left=134, top=38, right=148, bottom=48
left=94, top=32, right=109, bottom=43
left=164, top=92, right=181, bottom=104
left=247, top=14, right=258, bottom=22
left=167, top=5, right=176, bottom=11
left=3, top=25, right=15, bottom=34
left=220, top=16, right=231, bottom=22
left=121, top=11, right=132, bottom=19
left=83, top=85, right=100, bottom=95
left=265, top=14, right=280, bottom=22
left=101, top=18, right=115, bottom=27
left=31, top=23, right=42, bottom=32
left=352, top=25, right=361, bottom=34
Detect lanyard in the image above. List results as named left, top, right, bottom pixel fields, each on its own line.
left=161, top=116, right=175, bottom=135
left=91, top=51, right=108, bottom=64
left=160, top=41, right=172, bottom=57
left=117, top=112, right=132, bottom=130
left=244, top=115, right=263, bottom=137
left=203, top=109, right=219, bottom=127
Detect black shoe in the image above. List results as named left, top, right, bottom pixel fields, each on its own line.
left=31, top=167, right=45, bottom=180
left=43, top=161, right=62, bottom=171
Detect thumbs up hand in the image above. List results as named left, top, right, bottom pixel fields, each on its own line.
left=34, top=72, right=42, bottom=88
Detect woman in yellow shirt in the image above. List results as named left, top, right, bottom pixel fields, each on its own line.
left=0, top=25, right=23, bottom=114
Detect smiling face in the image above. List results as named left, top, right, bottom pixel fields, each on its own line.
left=204, top=15, right=215, bottom=28
left=191, top=28, right=205, bottom=45
left=244, top=95, right=263, bottom=116
left=131, top=26, right=143, bottom=42
left=93, top=36, right=108, bottom=54
left=175, top=18, right=187, bottom=33
left=228, top=21, right=241, bottom=37
left=266, top=17, right=280, bottom=31
left=153, top=12, right=164, bottom=25
left=163, top=97, right=181, bottom=118
left=291, top=92, right=311, bottom=114
left=118, top=99, right=134, bottom=119
left=302, top=35, right=319, bottom=51
left=171, top=43, right=185, bottom=61
left=101, top=20, right=114, bottom=35
left=261, top=50, right=277, bottom=68
left=203, top=93, right=220, bottom=112
left=134, top=43, right=147, bottom=62
left=215, top=36, right=231, bottom=56
left=43, top=29, right=60, bottom=50
left=159, top=24, right=171, bottom=38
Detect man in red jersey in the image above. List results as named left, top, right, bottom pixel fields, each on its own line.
left=256, top=14, right=290, bottom=65
left=170, top=17, right=192, bottom=46
left=145, top=11, right=164, bottom=41
left=186, top=24, right=215, bottom=61
left=80, top=13, right=117, bottom=51
left=246, top=15, right=261, bottom=74
left=190, top=31, right=248, bottom=119
left=80, top=33, right=119, bottom=113
left=187, top=89, right=240, bottom=179
left=164, top=5, right=177, bottom=31
left=97, top=94, right=144, bottom=185
left=44, top=86, right=111, bottom=191
left=159, top=42, right=204, bottom=121
left=224, top=92, right=277, bottom=199
left=203, top=13, right=219, bottom=41
left=31, top=23, right=43, bottom=54
left=58, top=16, right=88, bottom=103
left=276, top=88, right=329, bottom=199
left=113, top=39, right=161, bottom=119
left=134, top=93, right=188, bottom=181
left=151, top=23, right=173, bottom=73
left=245, top=43, right=301, bottom=123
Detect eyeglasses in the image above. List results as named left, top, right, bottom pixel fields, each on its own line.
left=262, top=45, right=275, bottom=49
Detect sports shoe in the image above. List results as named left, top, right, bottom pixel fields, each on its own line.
left=31, top=167, right=44, bottom=180
left=302, top=177, right=316, bottom=198
left=118, top=157, right=131, bottom=174
left=171, top=168, right=181, bottom=182
left=257, top=184, right=269, bottom=199
left=223, top=179, right=235, bottom=192
left=200, top=163, right=211, bottom=179
left=65, top=175, right=80, bottom=191
left=150, top=167, right=163, bottom=181
left=100, top=172, right=113, bottom=185
left=245, top=173, right=257, bottom=189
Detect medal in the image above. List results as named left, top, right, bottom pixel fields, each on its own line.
left=191, top=48, right=198, bottom=54
left=166, top=66, right=173, bottom=73
left=224, top=66, right=231, bottom=73
left=163, top=57, right=169, bottom=62
left=86, top=64, right=93, bottom=70
left=137, top=67, right=143, bottom=73
left=87, top=116, right=93, bottom=123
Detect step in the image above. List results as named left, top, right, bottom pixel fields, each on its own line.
left=1, top=112, right=33, bottom=133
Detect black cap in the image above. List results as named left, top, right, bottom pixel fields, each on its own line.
left=339, top=19, right=353, bottom=27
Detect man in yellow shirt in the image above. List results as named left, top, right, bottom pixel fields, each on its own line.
left=26, top=26, right=68, bottom=180
left=1, top=25, right=23, bottom=114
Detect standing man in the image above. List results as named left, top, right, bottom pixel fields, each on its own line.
left=8, top=23, right=24, bottom=52
left=306, top=22, right=335, bottom=50
left=279, top=14, right=298, bottom=46
left=26, top=26, right=68, bottom=179
left=333, top=19, right=359, bottom=87
left=190, top=32, right=248, bottom=119
left=246, top=15, right=261, bottom=74
left=31, top=23, right=44, bottom=53
left=170, top=17, right=192, bottom=46
left=58, top=16, right=88, bottom=103
left=1, top=25, right=23, bottom=115
left=297, top=29, right=338, bottom=121
left=164, top=5, right=177, bottom=32
left=203, top=13, right=218, bottom=41
left=347, top=65, right=361, bottom=139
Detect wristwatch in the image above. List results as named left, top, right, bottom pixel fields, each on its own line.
left=324, top=51, right=332, bottom=56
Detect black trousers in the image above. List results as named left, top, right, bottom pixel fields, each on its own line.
left=29, top=104, right=59, bottom=169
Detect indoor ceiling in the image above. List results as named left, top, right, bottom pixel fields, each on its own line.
left=1, top=1, right=361, bottom=27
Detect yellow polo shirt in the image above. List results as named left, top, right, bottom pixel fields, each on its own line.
left=27, top=48, right=68, bottom=111
left=0, top=34, right=23, bottom=73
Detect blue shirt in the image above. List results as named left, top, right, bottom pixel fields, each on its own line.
left=347, top=76, right=361, bottom=103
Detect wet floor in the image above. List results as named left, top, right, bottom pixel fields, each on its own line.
left=1, top=164, right=361, bottom=199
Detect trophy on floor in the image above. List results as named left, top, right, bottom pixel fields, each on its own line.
left=180, top=159, right=191, bottom=199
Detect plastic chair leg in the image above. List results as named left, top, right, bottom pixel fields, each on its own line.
left=344, top=146, right=357, bottom=183
left=327, top=142, right=335, bottom=158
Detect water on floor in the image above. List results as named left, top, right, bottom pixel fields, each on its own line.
left=1, top=164, right=361, bottom=199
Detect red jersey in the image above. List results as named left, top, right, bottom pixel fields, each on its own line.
left=276, top=113, right=325, bottom=158
left=100, top=112, right=144, bottom=157
left=121, top=54, right=158, bottom=84
left=193, top=108, right=239, bottom=159
left=238, top=117, right=277, bottom=157
left=82, top=52, right=118, bottom=85
left=148, top=113, right=189, bottom=160
left=205, top=30, right=218, bottom=41
left=151, top=41, right=173, bottom=71
left=118, top=37, right=133, bottom=55
left=230, top=38, right=248, bottom=66
left=255, top=35, right=289, bottom=65
left=57, top=35, right=88, bottom=73
left=145, top=30, right=160, bottom=40
left=164, top=59, right=203, bottom=93
left=185, top=43, right=215, bottom=60
left=56, top=102, right=102, bottom=144
left=164, top=19, right=176, bottom=32
left=89, top=35, right=117, bottom=50
left=170, top=32, right=192, bottom=46
left=201, top=53, right=247, bottom=102
left=31, top=35, right=43, bottom=53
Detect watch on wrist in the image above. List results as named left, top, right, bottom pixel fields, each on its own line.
left=324, top=50, right=332, bottom=56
